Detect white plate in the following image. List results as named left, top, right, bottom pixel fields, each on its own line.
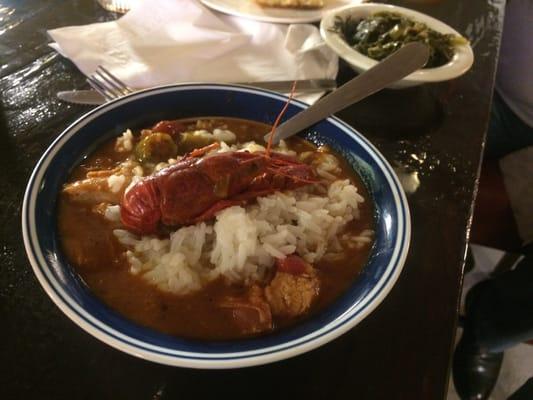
left=200, top=0, right=363, bottom=24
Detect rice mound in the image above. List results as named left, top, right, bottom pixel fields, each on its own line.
left=114, top=179, right=366, bottom=295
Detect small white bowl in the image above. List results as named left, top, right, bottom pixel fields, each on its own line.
left=320, top=3, right=474, bottom=88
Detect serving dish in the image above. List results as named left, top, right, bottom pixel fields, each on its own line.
left=320, top=3, right=474, bottom=88
left=22, top=84, right=410, bottom=368
left=199, top=0, right=363, bottom=24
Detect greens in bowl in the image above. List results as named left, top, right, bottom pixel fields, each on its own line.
left=320, top=3, right=474, bottom=88
left=330, top=11, right=468, bottom=69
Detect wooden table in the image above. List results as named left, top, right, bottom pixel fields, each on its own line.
left=0, top=0, right=505, bottom=398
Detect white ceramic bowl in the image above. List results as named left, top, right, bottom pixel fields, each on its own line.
left=320, top=3, right=474, bottom=88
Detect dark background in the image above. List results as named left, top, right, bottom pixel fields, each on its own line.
left=0, top=0, right=505, bottom=398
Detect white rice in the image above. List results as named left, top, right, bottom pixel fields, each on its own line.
left=113, top=178, right=370, bottom=295
left=115, top=129, right=134, bottom=152
left=104, top=205, right=121, bottom=222
left=212, top=128, right=236, bottom=143
left=107, top=174, right=126, bottom=193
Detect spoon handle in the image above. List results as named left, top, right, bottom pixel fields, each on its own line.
left=265, top=42, right=430, bottom=144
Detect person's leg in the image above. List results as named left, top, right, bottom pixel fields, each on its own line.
left=508, top=378, right=533, bottom=400
left=465, top=256, right=533, bottom=353
left=485, top=92, right=533, bottom=159
left=465, top=255, right=533, bottom=352
left=453, top=255, right=533, bottom=399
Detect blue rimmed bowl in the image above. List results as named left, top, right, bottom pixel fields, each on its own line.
left=22, top=84, right=410, bottom=369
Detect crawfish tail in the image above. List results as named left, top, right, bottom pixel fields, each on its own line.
left=121, top=178, right=162, bottom=235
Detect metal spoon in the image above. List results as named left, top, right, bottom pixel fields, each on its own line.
left=264, top=42, right=430, bottom=145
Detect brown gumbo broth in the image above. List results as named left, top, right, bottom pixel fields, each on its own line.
left=58, top=118, right=374, bottom=340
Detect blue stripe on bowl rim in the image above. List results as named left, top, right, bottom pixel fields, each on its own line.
left=22, top=84, right=410, bottom=368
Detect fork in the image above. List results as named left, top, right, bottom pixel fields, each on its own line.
left=87, top=66, right=134, bottom=101
left=85, top=66, right=339, bottom=103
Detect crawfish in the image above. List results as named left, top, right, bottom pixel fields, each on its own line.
left=121, top=83, right=318, bottom=235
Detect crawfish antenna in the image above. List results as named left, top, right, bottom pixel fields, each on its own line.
left=266, top=81, right=297, bottom=157
left=188, top=142, right=220, bottom=158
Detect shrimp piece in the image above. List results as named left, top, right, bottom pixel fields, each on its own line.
left=265, top=255, right=320, bottom=318
left=63, top=160, right=139, bottom=206
left=63, top=178, right=121, bottom=205
left=218, top=285, right=273, bottom=335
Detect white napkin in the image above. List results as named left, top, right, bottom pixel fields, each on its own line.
left=48, top=0, right=338, bottom=103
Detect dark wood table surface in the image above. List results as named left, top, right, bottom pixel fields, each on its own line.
left=0, top=1, right=505, bottom=398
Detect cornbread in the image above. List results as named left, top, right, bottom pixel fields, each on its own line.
left=254, top=0, right=324, bottom=9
